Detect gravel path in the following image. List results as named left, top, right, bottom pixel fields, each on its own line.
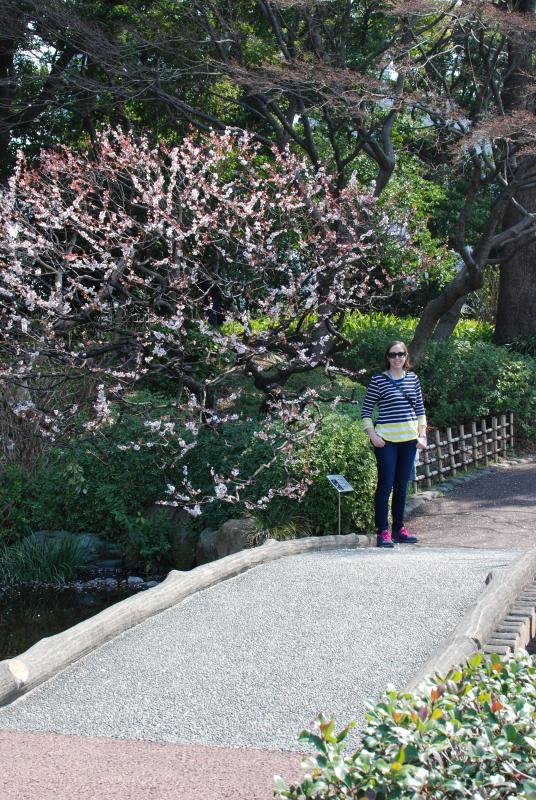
left=0, top=546, right=518, bottom=752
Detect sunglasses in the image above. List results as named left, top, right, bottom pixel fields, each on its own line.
left=388, top=351, right=406, bottom=358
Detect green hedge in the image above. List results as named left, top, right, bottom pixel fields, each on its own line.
left=285, top=414, right=376, bottom=535
left=337, top=313, right=536, bottom=439
left=419, top=340, right=536, bottom=439
left=276, top=651, right=536, bottom=799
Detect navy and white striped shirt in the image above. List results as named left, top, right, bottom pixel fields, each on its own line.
left=361, top=371, right=427, bottom=442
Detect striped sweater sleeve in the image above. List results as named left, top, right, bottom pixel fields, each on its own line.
left=361, top=375, right=380, bottom=431
left=415, top=376, right=426, bottom=425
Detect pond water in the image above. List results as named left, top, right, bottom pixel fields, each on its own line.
left=0, top=586, right=139, bottom=660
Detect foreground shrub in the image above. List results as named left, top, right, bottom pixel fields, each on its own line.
left=0, top=532, right=89, bottom=586
left=276, top=651, right=536, bottom=799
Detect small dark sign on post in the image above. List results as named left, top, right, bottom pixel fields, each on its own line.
left=326, top=474, right=355, bottom=535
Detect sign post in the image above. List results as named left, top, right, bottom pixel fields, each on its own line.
left=326, top=474, right=355, bottom=535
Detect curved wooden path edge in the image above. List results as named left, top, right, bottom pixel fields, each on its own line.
left=0, top=532, right=377, bottom=707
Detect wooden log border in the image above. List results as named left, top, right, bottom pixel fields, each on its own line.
left=0, top=533, right=374, bottom=708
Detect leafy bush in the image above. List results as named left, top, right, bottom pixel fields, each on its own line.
left=43, top=420, right=178, bottom=530
left=24, top=415, right=182, bottom=571
left=338, top=312, right=493, bottom=376
left=0, top=465, right=33, bottom=546
left=276, top=650, right=536, bottom=799
left=0, top=532, right=89, bottom=586
left=419, top=340, right=536, bottom=438
left=504, top=335, right=536, bottom=358
left=183, top=412, right=376, bottom=536
left=284, top=414, right=376, bottom=534
left=122, top=511, right=172, bottom=574
left=452, top=318, right=494, bottom=342
left=337, top=313, right=416, bottom=375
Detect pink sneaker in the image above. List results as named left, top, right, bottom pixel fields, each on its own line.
left=393, top=527, right=418, bottom=544
left=377, top=530, right=394, bottom=548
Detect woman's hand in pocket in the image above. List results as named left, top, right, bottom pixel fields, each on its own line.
left=370, top=432, right=386, bottom=448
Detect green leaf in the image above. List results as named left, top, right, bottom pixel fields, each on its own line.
left=336, top=720, right=355, bottom=742
left=468, top=653, right=483, bottom=669
left=443, top=779, right=466, bottom=791
left=504, top=724, right=519, bottom=743
left=297, top=731, right=328, bottom=754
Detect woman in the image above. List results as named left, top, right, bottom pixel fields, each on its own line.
left=361, top=341, right=427, bottom=548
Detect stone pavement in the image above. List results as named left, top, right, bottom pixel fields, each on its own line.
left=0, top=460, right=534, bottom=800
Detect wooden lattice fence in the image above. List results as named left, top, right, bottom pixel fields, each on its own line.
left=414, top=412, right=515, bottom=491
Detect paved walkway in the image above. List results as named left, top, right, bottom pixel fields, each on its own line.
left=0, top=461, right=535, bottom=800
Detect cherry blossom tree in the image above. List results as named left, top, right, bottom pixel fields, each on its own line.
left=0, top=128, right=406, bottom=512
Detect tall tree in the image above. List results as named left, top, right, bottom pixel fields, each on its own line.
left=3, top=1, right=536, bottom=356
left=0, top=129, right=404, bottom=507
left=494, top=0, right=536, bottom=341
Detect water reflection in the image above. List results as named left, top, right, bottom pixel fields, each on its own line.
left=0, top=587, right=137, bottom=660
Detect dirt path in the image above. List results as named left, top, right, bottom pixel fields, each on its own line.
left=409, top=461, right=536, bottom=550
left=0, top=730, right=302, bottom=800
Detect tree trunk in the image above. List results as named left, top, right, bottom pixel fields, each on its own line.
left=494, top=184, right=536, bottom=342
left=409, top=265, right=481, bottom=365
left=494, top=0, right=536, bottom=342
left=432, top=297, right=466, bottom=341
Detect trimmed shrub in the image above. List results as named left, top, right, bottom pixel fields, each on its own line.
left=286, top=414, right=376, bottom=534
left=420, top=340, right=536, bottom=438
left=276, top=650, right=536, bottom=799
left=338, top=312, right=493, bottom=376
left=338, top=312, right=417, bottom=375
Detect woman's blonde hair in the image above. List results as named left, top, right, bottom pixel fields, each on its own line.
left=383, top=340, right=411, bottom=371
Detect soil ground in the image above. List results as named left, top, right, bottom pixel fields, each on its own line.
left=410, top=461, right=536, bottom=550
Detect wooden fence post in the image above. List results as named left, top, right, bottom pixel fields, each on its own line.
left=491, top=416, right=498, bottom=463
left=471, top=421, right=479, bottom=465
left=423, top=446, right=432, bottom=488
left=509, top=412, right=515, bottom=449
left=446, top=427, right=457, bottom=475
left=434, top=429, right=443, bottom=478
left=459, top=424, right=467, bottom=470
left=481, top=418, right=489, bottom=466
left=501, top=414, right=507, bottom=458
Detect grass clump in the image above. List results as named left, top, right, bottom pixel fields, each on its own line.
left=0, top=532, right=90, bottom=587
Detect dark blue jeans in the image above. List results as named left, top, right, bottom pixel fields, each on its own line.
left=374, top=439, right=417, bottom=533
